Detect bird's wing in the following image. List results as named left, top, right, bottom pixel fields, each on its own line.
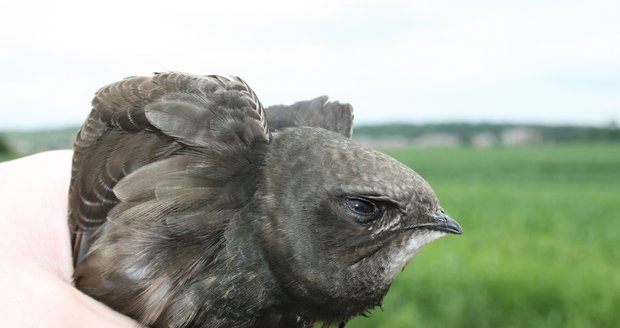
left=265, top=95, right=354, bottom=138
left=69, top=72, right=269, bottom=264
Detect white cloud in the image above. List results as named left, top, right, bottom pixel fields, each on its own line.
left=1, top=0, right=618, bottom=129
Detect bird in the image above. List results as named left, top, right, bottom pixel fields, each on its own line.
left=68, top=72, right=463, bottom=328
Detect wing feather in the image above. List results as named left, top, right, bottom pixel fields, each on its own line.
left=265, top=95, right=354, bottom=138
left=69, top=72, right=269, bottom=264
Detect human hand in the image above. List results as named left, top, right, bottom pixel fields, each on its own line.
left=0, top=150, right=138, bottom=328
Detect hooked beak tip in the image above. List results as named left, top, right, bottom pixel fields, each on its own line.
left=406, top=210, right=463, bottom=234
left=433, top=210, right=463, bottom=235
left=405, top=210, right=464, bottom=234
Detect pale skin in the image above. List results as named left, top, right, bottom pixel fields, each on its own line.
left=0, top=150, right=138, bottom=328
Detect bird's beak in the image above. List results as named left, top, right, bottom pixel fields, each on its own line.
left=408, top=210, right=464, bottom=235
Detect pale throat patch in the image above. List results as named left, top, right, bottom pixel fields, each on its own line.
left=385, top=230, right=446, bottom=281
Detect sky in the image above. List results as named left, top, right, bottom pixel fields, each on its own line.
left=1, top=0, right=619, bottom=129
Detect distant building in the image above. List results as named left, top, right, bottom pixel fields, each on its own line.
left=500, top=128, right=543, bottom=146
left=471, top=132, right=498, bottom=148
left=410, top=133, right=461, bottom=148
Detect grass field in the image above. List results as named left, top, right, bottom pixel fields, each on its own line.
left=347, top=143, right=620, bottom=327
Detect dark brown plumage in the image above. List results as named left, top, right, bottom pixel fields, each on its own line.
left=69, top=72, right=462, bottom=328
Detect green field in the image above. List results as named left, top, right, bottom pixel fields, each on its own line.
left=0, top=153, right=17, bottom=162
left=347, top=143, right=620, bottom=327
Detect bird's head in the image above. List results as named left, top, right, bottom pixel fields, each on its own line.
left=258, top=127, right=462, bottom=321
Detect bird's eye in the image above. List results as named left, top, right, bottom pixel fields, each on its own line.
left=345, top=197, right=383, bottom=222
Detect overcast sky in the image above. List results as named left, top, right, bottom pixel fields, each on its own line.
left=1, top=0, right=619, bottom=130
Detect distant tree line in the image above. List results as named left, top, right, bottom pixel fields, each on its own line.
left=1, top=123, right=618, bottom=158
left=353, top=123, right=620, bottom=143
